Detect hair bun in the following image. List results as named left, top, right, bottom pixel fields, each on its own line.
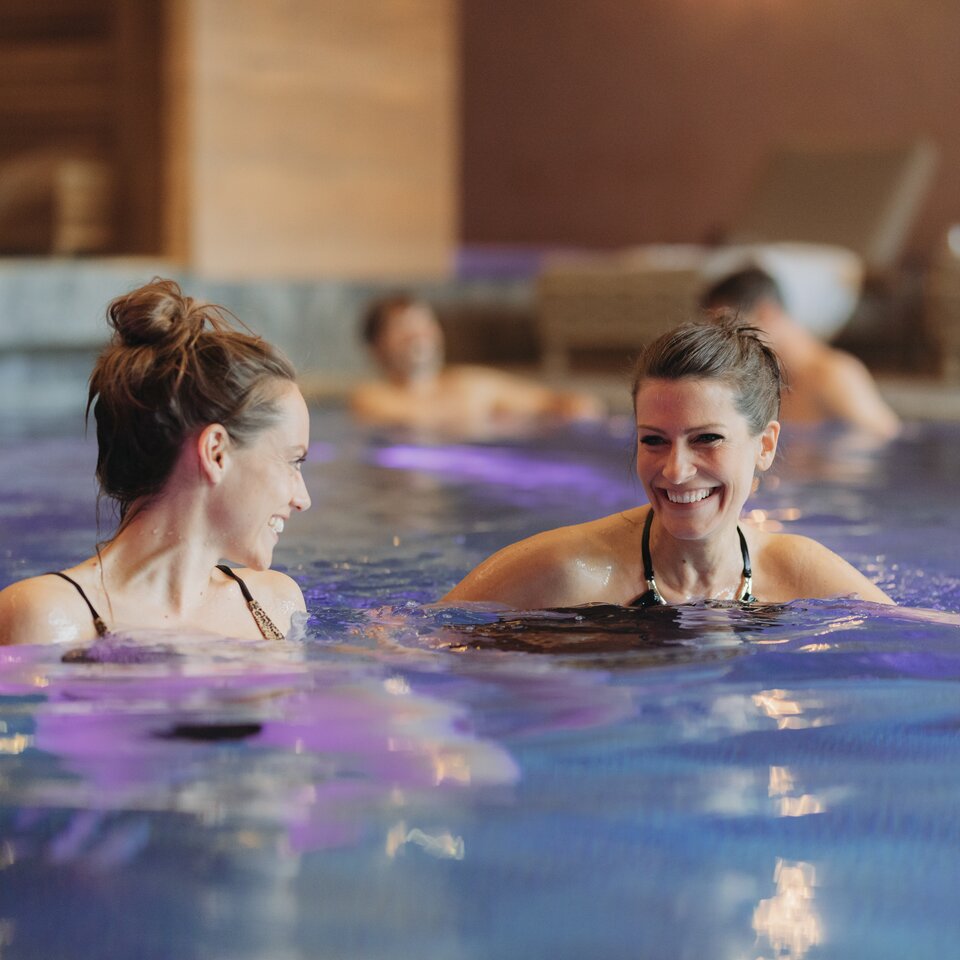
left=107, top=277, right=206, bottom=350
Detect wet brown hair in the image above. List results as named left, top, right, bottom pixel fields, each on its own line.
left=87, top=278, right=296, bottom=524
left=631, top=315, right=783, bottom=433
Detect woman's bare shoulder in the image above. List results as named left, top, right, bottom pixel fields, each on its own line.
left=228, top=568, right=306, bottom=633
left=441, top=512, right=630, bottom=609
left=754, top=531, right=894, bottom=604
left=230, top=568, right=305, bottom=605
left=0, top=573, right=94, bottom=645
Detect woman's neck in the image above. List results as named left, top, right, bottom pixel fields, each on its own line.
left=648, top=519, right=746, bottom=602
left=95, top=493, right=221, bottom=615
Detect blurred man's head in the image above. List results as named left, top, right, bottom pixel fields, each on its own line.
left=700, top=267, right=786, bottom=329
left=362, top=295, right=444, bottom=381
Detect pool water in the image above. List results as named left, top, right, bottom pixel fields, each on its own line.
left=1, top=410, right=960, bottom=959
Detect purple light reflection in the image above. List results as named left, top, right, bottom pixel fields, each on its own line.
left=307, top=441, right=336, bottom=462
left=2, top=642, right=518, bottom=855
left=371, top=443, right=635, bottom=502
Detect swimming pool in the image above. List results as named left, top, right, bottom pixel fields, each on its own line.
left=1, top=409, right=959, bottom=959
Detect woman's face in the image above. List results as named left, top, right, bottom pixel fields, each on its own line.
left=634, top=377, right=778, bottom=542
left=222, top=381, right=312, bottom=570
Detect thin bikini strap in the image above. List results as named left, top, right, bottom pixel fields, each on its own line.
left=641, top=509, right=656, bottom=583
left=47, top=571, right=109, bottom=637
left=634, top=510, right=666, bottom=606
left=216, top=564, right=285, bottom=641
left=216, top=563, right=255, bottom=602
left=737, top=527, right=756, bottom=602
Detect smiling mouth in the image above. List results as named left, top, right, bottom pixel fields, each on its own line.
left=662, top=487, right=717, bottom=504
left=268, top=516, right=286, bottom=534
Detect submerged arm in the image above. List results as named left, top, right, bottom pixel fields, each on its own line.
left=479, top=368, right=605, bottom=422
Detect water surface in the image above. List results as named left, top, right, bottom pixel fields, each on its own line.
left=1, top=411, right=958, bottom=959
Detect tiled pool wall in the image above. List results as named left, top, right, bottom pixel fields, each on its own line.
left=0, top=259, right=534, bottom=417
left=2, top=257, right=955, bottom=423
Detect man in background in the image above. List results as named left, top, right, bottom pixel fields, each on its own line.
left=350, top=294, right=604, bottom=433
left=701, top=267, right=901, bottom=440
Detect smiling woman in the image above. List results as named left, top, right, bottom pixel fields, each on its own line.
left=0, top=278, right=312, bottom=646
left=442, top=318, right=893, bottom=609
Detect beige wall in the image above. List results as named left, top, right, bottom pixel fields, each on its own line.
left=172, top=0, right=458, bottom=279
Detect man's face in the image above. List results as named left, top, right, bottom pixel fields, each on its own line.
left=374, top=304, right=445, bottom=379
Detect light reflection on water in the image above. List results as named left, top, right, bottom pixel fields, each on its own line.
left=753, top=859, right=823, bottom=959
left=1, top=412, right=960, bottom=957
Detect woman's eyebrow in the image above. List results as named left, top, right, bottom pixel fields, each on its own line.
left=635, top=423, right=725, bottom=432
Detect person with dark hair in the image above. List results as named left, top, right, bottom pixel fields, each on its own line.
left=350, top=294, right=603, bottom=432
left=701, top=266, right=901, bottom=439
left=0, top=278, right=312, bottom=645
left=442, top=319, right=893, bottom=608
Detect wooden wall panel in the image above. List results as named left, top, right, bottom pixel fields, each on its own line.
left=183, top=0, right=458, bottom=279
left=0, top=0, right=164, bottom=254
left=462, top=0, right=960, bottom=260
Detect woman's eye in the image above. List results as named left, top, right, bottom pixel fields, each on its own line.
left=639, top=435, right=666, bottom=447
left=696, top=433, right=723, bottom=444
left=293, top=457, right=306, bottom=471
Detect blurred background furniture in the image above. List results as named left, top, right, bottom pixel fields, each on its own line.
left=729, top=140, right=938, bottom=274
left=536, top=140, right=939, bottom=375
left=537, top=247, right=702, bottom=376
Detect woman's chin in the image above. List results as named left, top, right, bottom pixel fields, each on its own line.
left=657, top=506, right=729, bottom=541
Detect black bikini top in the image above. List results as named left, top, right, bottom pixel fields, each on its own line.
left=48, top=564, right=285, bottom=641
left=629, top=510, right=757, bottom=607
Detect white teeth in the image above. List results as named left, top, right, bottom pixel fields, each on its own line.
left=269, top=517, right=285, bottom=534
left=665, top=488, right=713, bottom=504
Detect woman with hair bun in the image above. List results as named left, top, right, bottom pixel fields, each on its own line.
left=0, top=278, right=312, bottom=645
left=443, top=318, right=893, bottom=608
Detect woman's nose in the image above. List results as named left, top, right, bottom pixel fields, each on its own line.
left=663, top=444, right=695, bottom=483
left=292, top=473, right=311, bottom=512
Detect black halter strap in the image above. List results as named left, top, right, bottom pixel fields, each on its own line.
left=216, top=563, right=255, bottom=602
left=631, top=510, right=756, bottom=606
left=48, top=571, right=109, bottom=637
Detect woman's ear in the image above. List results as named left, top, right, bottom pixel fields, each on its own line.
left=197, top=423, right=231, bottom=483
left=756, top=420, right=780, bottom=472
